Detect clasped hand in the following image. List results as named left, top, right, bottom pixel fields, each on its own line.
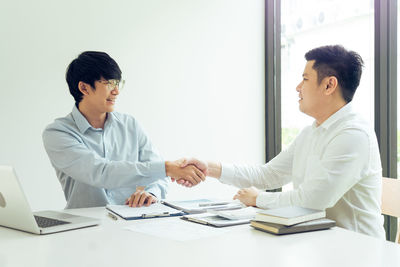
left=167, top=158, right=208, bottom=187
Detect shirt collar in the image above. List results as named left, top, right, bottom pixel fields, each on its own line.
left=104, top=111, right=117, bottom=128
left=315, top=102, right=353, bottom=130
left=71, top=105, right=117, bottom=133
left=72, top=105, right=91, bottom=133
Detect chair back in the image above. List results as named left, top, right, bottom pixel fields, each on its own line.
left=382, top=177, right=400, bottom=243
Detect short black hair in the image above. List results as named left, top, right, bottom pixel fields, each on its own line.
left=66, top=51, right=122, bottom=105
left=305, top=45, right=364, bottom=103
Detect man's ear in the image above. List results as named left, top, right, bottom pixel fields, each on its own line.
left=78, top=81, right=90, bottom=95
left=324, top=76, right=338, bottom=96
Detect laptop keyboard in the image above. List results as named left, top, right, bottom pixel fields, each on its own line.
left=34, top=215, right=70, bottom=228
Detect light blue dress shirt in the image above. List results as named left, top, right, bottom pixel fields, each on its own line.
left=43, top=105, right=169, bottom=209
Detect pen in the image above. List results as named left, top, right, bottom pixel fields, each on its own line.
left=142, top=212, right=170, bottom=218
left=108, top=212, right=119, bottom=220
left=199, top=201, right=231, bottom=207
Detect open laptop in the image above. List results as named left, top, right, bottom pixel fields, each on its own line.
left=0, top=166, right=100, bottom=234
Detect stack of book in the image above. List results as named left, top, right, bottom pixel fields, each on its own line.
left=250, top=206, right=335, bottom=235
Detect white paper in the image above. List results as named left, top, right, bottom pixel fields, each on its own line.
left=208, top=207, right=263, bottom=220
left=125, top=218, right=231, bottom=241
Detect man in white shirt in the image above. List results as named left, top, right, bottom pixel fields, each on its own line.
left=176, top=45, right=385, bottom=238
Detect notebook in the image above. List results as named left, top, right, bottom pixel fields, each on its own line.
left=0, top=166, right=99, bottom=235
left=251, top=218, right=336, bottom=235
left=254, top=206, right=326, bottom=226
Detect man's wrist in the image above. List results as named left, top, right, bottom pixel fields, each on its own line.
left=253, top=193, right=259, bottom=207
left=208, top=162, right=222, bottom=179
left=165, top=161, right=175, bottom=177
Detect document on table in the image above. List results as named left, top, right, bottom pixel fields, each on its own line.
left=182, top=213, right=251, bottom=227
left=161, top=199, right=243, bottom=214
left=106, top=203, right=183, bottom=220
left=124, top=218, right=232, bottom=241
left=208, top=207, right=263, bottom=220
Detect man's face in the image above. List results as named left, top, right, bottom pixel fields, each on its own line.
left=296, top=60, right=326, bottom=118
left=85, top=79, right=119, bottom=114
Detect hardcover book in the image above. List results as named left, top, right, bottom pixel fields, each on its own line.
left=254, top=206, right=326, bottom=226
left=250, top=218, right=336, bottom=235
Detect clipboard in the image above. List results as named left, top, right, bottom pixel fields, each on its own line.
left=106, top=203, right=184, bottom=220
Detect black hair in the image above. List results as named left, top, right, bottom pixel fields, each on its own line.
left=66, top=51, right=122, bottom=105
left=305, top=45, right=364, bottom=103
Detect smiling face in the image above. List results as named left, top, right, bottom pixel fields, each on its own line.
left=93, top=79, right=119, bottom=112
left=79, top=78, right=120, bottom=116
left=295, top=60, right=327, bottom=119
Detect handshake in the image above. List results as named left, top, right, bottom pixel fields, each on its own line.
left=165, top=158, right=259, bottom=206
left=165, top=158, right=209, bottom=187
left=129, top=158, right=259, bottom=207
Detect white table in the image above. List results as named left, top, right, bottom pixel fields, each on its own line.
left=1, top=207, right=399, bottom=267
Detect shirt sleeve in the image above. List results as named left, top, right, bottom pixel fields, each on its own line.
left=135, top=120, right=169, bottom=199
left=42, top=125, right=166, bottom=190
left=219, top=139, right=295, bottom=189
left=255, top=128, right=372, bottom=210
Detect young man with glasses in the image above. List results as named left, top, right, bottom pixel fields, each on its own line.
left=42, top=51, right=205, bottom=209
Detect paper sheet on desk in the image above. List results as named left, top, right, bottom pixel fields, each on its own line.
left=125, top=219, right=231, bottom=241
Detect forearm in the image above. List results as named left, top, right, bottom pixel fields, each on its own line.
left=217, top=148, right=294, bottom=189
left=218, top=163, right=291, bottom=190
left=65, top=158, right=166, bottom=189
left=256, top=185, right=341, bottom=210
left=43, top=128, right=167, bottom=189
left=46, top=144, right=166, bottom=189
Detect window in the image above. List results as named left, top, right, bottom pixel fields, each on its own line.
left=281, top=0, right=375, bottom=149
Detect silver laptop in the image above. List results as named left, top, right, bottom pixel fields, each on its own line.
left=0, top=166, right=100, bottom=234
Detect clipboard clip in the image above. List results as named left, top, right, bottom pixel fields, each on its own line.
left=142, top=212, right=171, bottom=218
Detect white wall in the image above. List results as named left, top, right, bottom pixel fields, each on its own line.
left=0, top=0, right=265, bottom=211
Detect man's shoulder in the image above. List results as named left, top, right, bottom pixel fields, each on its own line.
left=42, top=112, right=82, bottom=147
left=44, top=113, right=76, bottom=133
left=328, top=113, right=378, bottom=152
left=337, top=112, right=373, bottom=136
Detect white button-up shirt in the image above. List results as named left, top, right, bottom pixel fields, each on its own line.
left=220, top=103, right=385, bottom=238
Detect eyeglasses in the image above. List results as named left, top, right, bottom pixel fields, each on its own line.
left=98, top=79, right=125, bottom=92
